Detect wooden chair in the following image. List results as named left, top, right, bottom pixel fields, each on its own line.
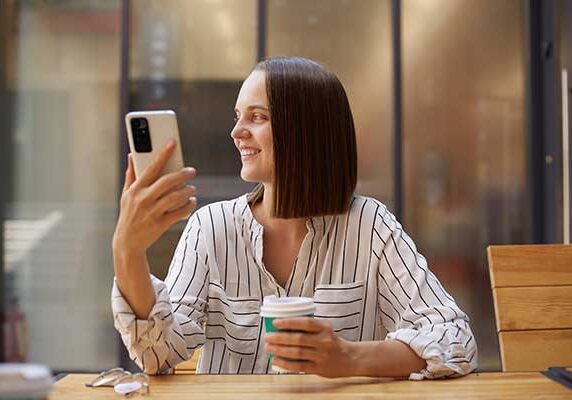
left=487, top=244, right=572, bottom=372
left=174, top=349, right=201, bottom=374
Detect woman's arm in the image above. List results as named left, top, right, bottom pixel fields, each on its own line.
left=112, top=215, right=209, bottom=375
left=347, top=339, right=426, bottom=377
left=265, top=318, right=425, bottom=378
left=112, top=143, right=196, bottom=318
left=374, top=207, right=477, bottom=379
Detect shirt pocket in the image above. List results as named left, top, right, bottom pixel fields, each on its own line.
left=313, top=281, right=365, bottom=342
left=206, top=282, right=261, bottom=357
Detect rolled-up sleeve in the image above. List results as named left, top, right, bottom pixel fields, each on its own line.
left=375, top=208, right=478, bottom=380
left=111, top=214, right=209, bottom=374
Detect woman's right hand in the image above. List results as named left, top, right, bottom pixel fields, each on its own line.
left=112, top=140, right=197, bottom=256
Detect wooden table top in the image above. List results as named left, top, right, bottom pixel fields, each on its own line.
left=50, top=372, right=571, bottom=399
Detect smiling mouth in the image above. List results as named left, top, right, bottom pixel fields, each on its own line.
left=240, top=149, right=261, bottom=159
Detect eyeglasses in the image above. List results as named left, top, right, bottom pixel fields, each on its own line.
left=85, top=368, right=150, bottom=396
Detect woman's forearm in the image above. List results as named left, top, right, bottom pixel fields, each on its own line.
left=347, top=339, right=426, bottom=377
left=113, top=245, right=156, bottom=320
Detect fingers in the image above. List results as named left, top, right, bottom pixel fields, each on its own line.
left=133, top=140, right=176, bottom=189
left=148, top=167, right=197, bottom=200
left=265, top=331, right=320, bottom=349
left=122, top=153, right=136, bottom=193
left=161, top=196, right=197, bottom=227
left=271, top=357, right=316, bottom=374
left=265, top=344, right=321, bottom=362
left=273, top=318, right=326, bottom=333
left=153, top=185, right=196, bottom=215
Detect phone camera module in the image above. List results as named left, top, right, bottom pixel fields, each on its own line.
left=131, top=118, right=152, bottom=153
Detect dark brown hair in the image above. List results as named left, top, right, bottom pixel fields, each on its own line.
left=249, top=56, right=357, bottom=218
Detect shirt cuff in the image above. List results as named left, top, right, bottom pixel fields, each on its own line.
left=111, top=275, right=174, bottom=349
left=386, top=327, right=477, bottom=380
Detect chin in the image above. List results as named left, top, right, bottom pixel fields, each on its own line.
left=240, top=169, right=259, bottom=183
left=240, top=167, right=270, bottom=184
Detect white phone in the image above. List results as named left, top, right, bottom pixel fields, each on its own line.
left=125, top=110, right=185, bottom=179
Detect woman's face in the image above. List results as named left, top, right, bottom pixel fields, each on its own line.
left=231, top=70, right=274, bottom=184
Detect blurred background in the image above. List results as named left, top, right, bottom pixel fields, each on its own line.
left=1, top=0, right=571, bottom=373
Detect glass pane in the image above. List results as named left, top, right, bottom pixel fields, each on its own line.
left=267, top=0, right=394, bottom=207
left=5, top=0, right=121, bottom=370
left=402, top=0, right=526, bottom=371
left=128, top=0, right=257, bottom=279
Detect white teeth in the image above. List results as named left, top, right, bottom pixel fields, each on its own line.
left=240, top=149, right=260, bottom=156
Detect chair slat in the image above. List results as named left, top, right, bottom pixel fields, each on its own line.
left=493, top=286, right=572, bottom=331
left=487, top=245, right=572, bottom=287
left=499, top=329, right=572, bottom=372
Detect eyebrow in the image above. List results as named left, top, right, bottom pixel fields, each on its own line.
left=234, top=105, right=270, bottom=113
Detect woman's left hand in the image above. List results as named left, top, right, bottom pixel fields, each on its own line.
left=263, top=318, right=357, bottom=378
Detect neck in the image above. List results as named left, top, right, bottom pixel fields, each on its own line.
left=253, top=184, right=307, bottom=241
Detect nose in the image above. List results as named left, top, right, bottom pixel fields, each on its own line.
left=230, top=121, right=251, bottom=140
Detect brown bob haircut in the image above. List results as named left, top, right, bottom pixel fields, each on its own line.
left=249, top=56, right=357, bottom=218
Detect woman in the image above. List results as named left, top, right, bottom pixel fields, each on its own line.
left=112, top=57, right=477, bottom=379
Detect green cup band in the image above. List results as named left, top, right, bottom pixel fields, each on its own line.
left=262, top=315, right=314, bottom=360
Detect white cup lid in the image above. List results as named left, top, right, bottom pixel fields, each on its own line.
left=260, top=296, right=315, bottom=318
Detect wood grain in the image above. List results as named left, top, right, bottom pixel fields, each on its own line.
left=499, top=329, right=572, bottom=372
left=50, top=373, right=572, bottom=399
left=493, top=286, right=572, bottom=331
left=487, top=245, right=572, bottom=287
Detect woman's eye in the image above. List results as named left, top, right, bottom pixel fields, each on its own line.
left=253, top=113, right=266, bottom=121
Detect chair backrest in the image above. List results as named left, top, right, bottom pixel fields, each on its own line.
left=487, top=244, right=572, bottom=372
left=174, top=349, right=201, bottom=374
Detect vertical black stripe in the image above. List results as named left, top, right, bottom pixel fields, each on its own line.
left=341, top=198, right=355, bottom=283
left=221, top=204, right=229, bottom=288
left=168, top=222, right=194, bottom=295
left=352, top=199, right=367, bottom=281
left=251, top=267, right=265, bottom=374
left=218, top=344, right=227, bottom=373
left=173, top=253, right=199, bottom=313
left=151, top=347, right=161, bottom=372
left=359, top=204, right=379, bottom=340
left=373, top=299, right=378, bottom=340
left=328, top=217, right=339, bottom=284
left=208, top=342, right=216, bottom=374
left=237, top=357, right=243, bottom=374
left=286, top=255, right=299, bottom=294
left=299, top=219, right=316, bottom=296
left=208, top=206, right=217, bottom=259
left=233, top=202, right=240, bottom=297
left=251, top=319, right=263, bottom=374
left=265, top=356, right=271, bottom=373
left=313, top=217, right=326, bottom=289
left=243, top=220, right=252, bottom=296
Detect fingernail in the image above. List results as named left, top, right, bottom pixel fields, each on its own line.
left=167, top=139, right=176, bottom=147
left=190, top=196, right=197, bottom=203
left=184, top=167, right=195, bottom=175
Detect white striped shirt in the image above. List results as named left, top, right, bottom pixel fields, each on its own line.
left=112, top=194, right=478, bottom=379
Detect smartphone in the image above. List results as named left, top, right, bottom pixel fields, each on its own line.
left=125, top=110, right=185, bottom=179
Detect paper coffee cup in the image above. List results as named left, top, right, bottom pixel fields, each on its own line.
left=260, top=296, right=315, bottom=372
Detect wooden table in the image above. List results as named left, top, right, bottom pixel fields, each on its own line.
left=50, top=372, right=571, bottom=399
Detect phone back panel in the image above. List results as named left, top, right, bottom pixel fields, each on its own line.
left=125, top=110, right=184, bottom=179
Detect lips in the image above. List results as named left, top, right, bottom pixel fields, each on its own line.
left=240, top=148, right=261, bottom=156
left=238, top=146, right=261, bottom=159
